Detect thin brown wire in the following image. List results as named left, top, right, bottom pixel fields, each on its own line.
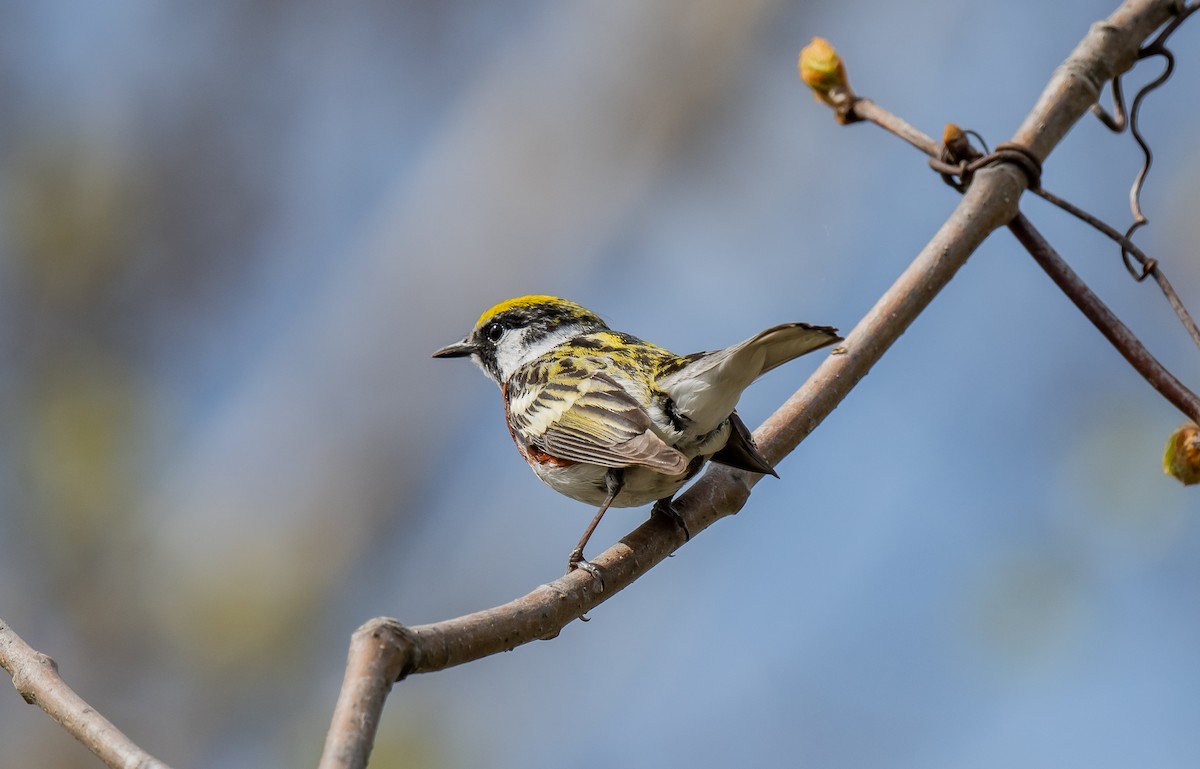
left=1083, top=0, right=1200, bottom=348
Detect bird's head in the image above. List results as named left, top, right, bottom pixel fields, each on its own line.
left=432, top=295, right=608, bottom=384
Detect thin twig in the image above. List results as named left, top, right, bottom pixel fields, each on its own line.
left=832, top=6, right=1200, bottom=422
left=849, top=98, right=938, bottom=154
left=1032, top=187, right=1200, bottom=349
left=0, top=618, right=174, bottom=769
left=1009, top=213, right=1200, bottom=420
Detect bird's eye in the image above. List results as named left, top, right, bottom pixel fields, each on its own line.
left=485, top=322, right=504, bottom=342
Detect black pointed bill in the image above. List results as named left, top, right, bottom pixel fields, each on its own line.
left=432, top=339, right=478, bottom=359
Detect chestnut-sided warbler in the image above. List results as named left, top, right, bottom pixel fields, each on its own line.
left=433, top=296, right=840, bottom=580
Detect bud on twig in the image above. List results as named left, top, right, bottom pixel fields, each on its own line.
left=943, top=123, right=972, bottom=163
left=799, top=37, right=856, bottom=122
left=1163, top=423, right=1200, bottom=485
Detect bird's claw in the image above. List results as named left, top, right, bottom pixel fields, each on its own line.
left=652, top=499, right=691, bottom=542
left=567, top=548, right=604, bottom=592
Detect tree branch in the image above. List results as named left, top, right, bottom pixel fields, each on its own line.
left=314, top=165, right=1020, bottom=769
left=3, top=3, right=1187, bottom=768
left=0, top=618, right=174, bottom=769
left=1009, top=214, right=1200, bottom=419
left=320, top=6, right=1188, bottom=767
left=811, top=1, right=1199, bottom=423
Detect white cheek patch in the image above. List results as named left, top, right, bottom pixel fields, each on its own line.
left=491, top=333, right=529, bottom=384
left=492, top=325, right=584, bottom=383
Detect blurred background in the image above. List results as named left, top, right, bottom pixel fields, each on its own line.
left=2, top=1, right=1199, bottom=767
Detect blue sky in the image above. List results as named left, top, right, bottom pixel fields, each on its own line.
left=2, top=2, right=1198, bottom=767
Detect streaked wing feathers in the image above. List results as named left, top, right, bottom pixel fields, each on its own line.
left=510, top=371, right=688, bottom=474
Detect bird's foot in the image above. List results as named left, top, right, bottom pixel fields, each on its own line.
left=652, top=499, right=691, bottom=542
left=567, top=548, right=604, bottom=592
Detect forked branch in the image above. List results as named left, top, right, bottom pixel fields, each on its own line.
left=801, top=1, right=1200, bottom=422
left=319, top=2, right=1190, bottom=768
left=2, top=3, right=1190, bottom=769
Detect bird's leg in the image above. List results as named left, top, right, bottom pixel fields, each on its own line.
left=651, top=497, right=691, bottom=542
left=568, top=468, right=624, bottom=586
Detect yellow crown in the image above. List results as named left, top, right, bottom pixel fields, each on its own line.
left=475, top=295, right=603, bottom=331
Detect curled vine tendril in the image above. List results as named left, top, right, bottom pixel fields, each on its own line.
left=1086, top=0, right=1200, bottom=348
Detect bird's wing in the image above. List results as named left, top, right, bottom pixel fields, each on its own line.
left=657, top=322, right=841, bottom=434
left=508, top=371, right=689, bottom=474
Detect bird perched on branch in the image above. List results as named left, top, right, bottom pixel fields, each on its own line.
left=434, top=295, right=840, bottom=582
